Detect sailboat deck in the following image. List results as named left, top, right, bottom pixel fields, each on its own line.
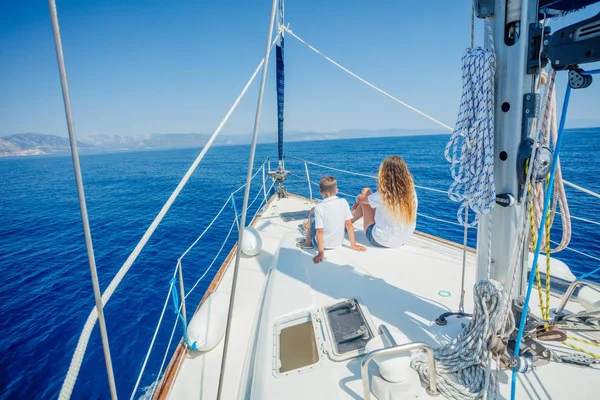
left=161, top=194, right=600, bottom=400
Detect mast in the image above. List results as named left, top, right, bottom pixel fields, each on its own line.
left=268, top=0, right=290, bottom=197
left=475, top=0, right=539, bottom=296
left=276, top=0, right=285, bottom=170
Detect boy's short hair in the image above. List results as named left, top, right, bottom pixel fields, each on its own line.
left=319, top=176, right=338, bottom=195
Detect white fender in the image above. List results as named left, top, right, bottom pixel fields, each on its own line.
left=578, top=286, right=600, bottom=312
left=241, top=226, right=262, bottom=256
left=187, top=291, right=230, bottom=352
left=528, top=253, right=576, bottom=281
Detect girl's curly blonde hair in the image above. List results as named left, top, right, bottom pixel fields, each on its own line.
left=377, top=155, right=416, bottom=224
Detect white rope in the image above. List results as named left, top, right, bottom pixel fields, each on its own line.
left=559, top=213, right=600, bottom=227
left=282, top=27, right=454, bottom=131
left=286, top=156, right=448, bottom=195
left=178, top=156, right=268, bottom=262
left=148, top=318, right=179, bottom=399
left=129, top=267, right=179, bottom=400
left=444, top=20, right=496, bottom=227
left=412, top=280, right=513, bottom=400
left=286, top=156, right=378, bottom=179
left=414, top=185, right=449, bottom=195
left=150, top=317, right=179, bottom=399
left=563, top=179, right=600, bottom=200
left=550, top=240, right=600, bottom=263
left=179, top=198, right=234, bottom=260
left=185, top=219, right=237, bottom=298
left=417, top=213, right=464, bottom=227
left=58, top=38, right=280, bottom=399
left=245, top=180, right=269, bottom=213
left=230, top=158, right=270, bottom=196
left=531, top=70, right=572, bottom=252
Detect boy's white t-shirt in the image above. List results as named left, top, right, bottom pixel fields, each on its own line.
left=314, top=196, right=353, bottom=249
left=368, top=191, right=417, bottom=248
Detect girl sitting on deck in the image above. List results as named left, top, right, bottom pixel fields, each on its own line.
left=352, top=155, right=418, bottom=248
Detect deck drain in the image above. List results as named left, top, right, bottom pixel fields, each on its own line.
left=437, top=290, right=451, bottom=297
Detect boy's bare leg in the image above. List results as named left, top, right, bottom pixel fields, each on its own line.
left=297, top=208, right=314, bottom=247
left=305, top=208, right=314, bottom=242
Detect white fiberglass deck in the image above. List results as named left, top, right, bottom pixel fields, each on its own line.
left=162, top=194, right=600, bottom=400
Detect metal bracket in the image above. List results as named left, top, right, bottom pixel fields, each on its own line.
left=496, top=193, right=515, bottom=207
left=434, top=311, right=472, bottom=326
left=568, top=68, right=593, bottom=89
left=521, top=93, right=540, bottom=142
left=527, top=23, right=551, bottom=75
left=547, top=12, right=600, bottom=70
left=516, top=139, right=534, bottom=203
left=361, top=328, right=439, bottom=398
left=268, top=168, right=290, bottom=198
left=515, top=93, right=541, bottom=203
left=475, top=0, right=494, bottom=18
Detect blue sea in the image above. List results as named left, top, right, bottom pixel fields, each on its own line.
left=1, top=131, right=600, bottom=399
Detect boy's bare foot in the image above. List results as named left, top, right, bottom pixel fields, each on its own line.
left=296, top=238, right=314, bottom=249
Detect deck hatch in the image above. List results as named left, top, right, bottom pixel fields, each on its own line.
left=279, top=210, right=309, bottom=222
left=279, top=321, right=318, bottom=372
left=323, top=298, right=376, bottom=360
left=273, top=311, right=325, bottom=377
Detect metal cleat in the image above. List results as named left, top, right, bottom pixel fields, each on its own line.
left=532, top=325, right=568, bottom=342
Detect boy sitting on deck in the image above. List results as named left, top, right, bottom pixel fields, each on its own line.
left=297, top=176, right=366, bottom=264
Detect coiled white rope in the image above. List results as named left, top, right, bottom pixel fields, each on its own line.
left=412, top=280, right=514, bottom=400
left=444, top=21, right=496, bottom=228
left=531, top=71, right=572, bottom=252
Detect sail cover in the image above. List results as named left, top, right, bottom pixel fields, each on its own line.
left=276, top=38, right=284, bottom=162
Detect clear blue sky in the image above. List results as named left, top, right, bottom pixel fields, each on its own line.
left=1, top=0, right=599, bottom=137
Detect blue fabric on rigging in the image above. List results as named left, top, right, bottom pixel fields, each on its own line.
left=276, top=38, right=285, bottom=162
left=170, top=277, right=198, bottom=351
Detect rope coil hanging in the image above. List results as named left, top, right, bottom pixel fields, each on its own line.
left=531, top=70, right=572, bottom=253
left=445, top=22, right=496, bottom=227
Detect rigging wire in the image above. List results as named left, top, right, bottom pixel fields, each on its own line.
left=216, top=0, right=280, bottom=397
left=48, top=0, right=117, bottom=397
left=282, top=27, right=454, bottom=132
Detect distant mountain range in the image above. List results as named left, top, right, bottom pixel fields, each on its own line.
left=4, top=126, right=599, bottom=157
left=0, top=133, right=93, bottom=156
left=0, top=129, right=444, bottom=157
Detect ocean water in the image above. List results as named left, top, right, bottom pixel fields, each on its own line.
left=1, top=131, right=599, bottom=399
